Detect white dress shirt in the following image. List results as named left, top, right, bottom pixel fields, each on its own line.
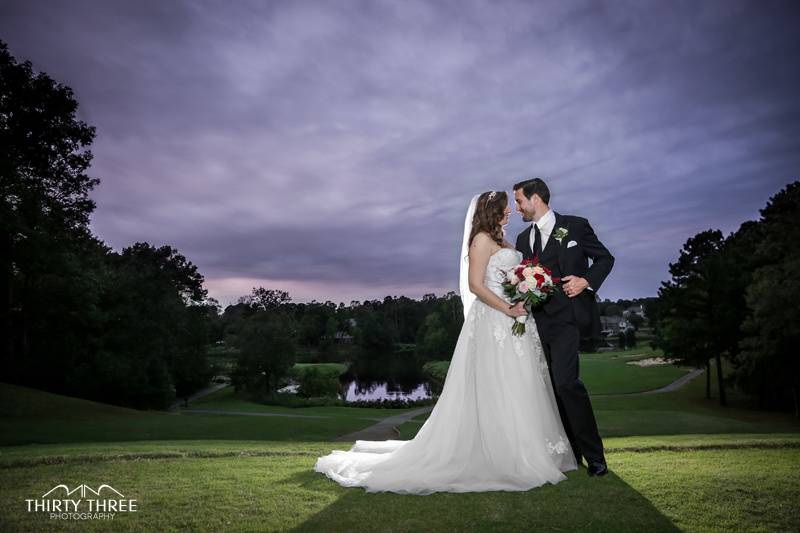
left=529, top=208, right=556, bottom=252
left=530, top=208, right=594, bottom=291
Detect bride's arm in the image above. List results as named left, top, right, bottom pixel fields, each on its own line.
left=468, top=233, right=526, bottom=317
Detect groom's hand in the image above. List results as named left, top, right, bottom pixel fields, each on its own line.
left=562, top=275, right=589, bottom=298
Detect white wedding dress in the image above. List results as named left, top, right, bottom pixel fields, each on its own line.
left=313, top=247, right=577, bottom=494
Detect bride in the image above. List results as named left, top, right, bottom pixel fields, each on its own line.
left=313, top=191, right=577, bottom=494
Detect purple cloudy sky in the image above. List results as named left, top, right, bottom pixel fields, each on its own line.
left=2, top=0, right=799, bottom=305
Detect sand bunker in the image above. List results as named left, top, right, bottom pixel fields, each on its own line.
left=627, top=357, right=676, bottom=367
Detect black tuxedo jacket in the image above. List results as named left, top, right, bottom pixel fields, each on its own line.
left=515, top=212, right=614, bottom=339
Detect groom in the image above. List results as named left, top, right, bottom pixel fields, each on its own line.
left=513, top=178, right=614, bottom=476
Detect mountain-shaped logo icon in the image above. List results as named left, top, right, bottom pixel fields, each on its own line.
left=41, top=484, right=125, bottom=498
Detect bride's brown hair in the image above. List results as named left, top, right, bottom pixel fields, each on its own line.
left=468, top=191, right=507, bottom=247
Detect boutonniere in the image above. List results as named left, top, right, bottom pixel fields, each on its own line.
left=552, top=227, right=569, bottom=244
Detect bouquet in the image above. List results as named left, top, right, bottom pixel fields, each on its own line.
left=501, top=257, right=561, bottom=335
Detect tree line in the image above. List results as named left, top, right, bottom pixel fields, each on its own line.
left=221, top=288, right=655, bottom=399
left=219, top=288, right=463, bottom=399
left=1, top=41, right=219, bottom=408
left=651, top=180, right=799, bottom=414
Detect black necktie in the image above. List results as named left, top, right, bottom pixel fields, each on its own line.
left=533, top=224, right=542, bottom=259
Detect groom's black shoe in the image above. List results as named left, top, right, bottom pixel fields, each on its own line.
left=587, top=461, right=608, bottom=477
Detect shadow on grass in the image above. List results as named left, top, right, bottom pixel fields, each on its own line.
left=284, top=468, right=680, bottom=533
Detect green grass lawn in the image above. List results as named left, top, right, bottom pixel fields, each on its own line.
left=425, top=346, right=691, bottom=395
left=580, top=348, right=690, bottom=395
left=182, top=386, right=418, bottom=419
left=400, top=360, right=800, bottom=439
left=292, top=363, right=348, bottom=377
left=1, top=437, right=798, bottom=532
left=0, top=383, right=413, bottom=447
left=2, top=354, right=799, bottom=532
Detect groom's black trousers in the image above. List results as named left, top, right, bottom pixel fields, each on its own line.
left=534, top=312, right=605, bottom=465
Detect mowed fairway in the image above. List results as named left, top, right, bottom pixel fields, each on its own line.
left=424, top=347, right=692, bottom=395
left=1, top=352, right=798, bottom=532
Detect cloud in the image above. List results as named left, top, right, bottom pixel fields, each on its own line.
left=2, top=0, right=798, bottom=305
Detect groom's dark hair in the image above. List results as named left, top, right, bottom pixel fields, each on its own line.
left=513, top=178, right=550, bottom=204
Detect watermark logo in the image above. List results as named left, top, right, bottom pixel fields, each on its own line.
left=26, top=483, right=137, bottom=521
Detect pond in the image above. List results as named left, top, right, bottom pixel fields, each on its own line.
left=338, top=355, right=445, bottom=402
left=279, top=355, right=445, bottom=401
left=339, top=379, right=435, bottom=401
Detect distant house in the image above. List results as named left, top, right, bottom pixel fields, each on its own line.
left=335, top=318, right=358, bottom=344
left=600, top=316, right=634, bottom=336
left=623, top=305, right=646, bottom=319
left=334, top=331, right=354, bottom=344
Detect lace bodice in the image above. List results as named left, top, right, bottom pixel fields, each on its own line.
left=485, top=248, right=523, bottom=301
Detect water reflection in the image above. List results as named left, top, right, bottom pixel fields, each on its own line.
left=341, top=380, right=433, bottom=401
left=338, top=354, right=443, bottom=402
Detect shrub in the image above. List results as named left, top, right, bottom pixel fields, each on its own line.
left=296, top=367, right=341, bottom=398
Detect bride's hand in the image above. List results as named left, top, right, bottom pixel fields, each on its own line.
left=505, top=301, right=527, bottom=317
